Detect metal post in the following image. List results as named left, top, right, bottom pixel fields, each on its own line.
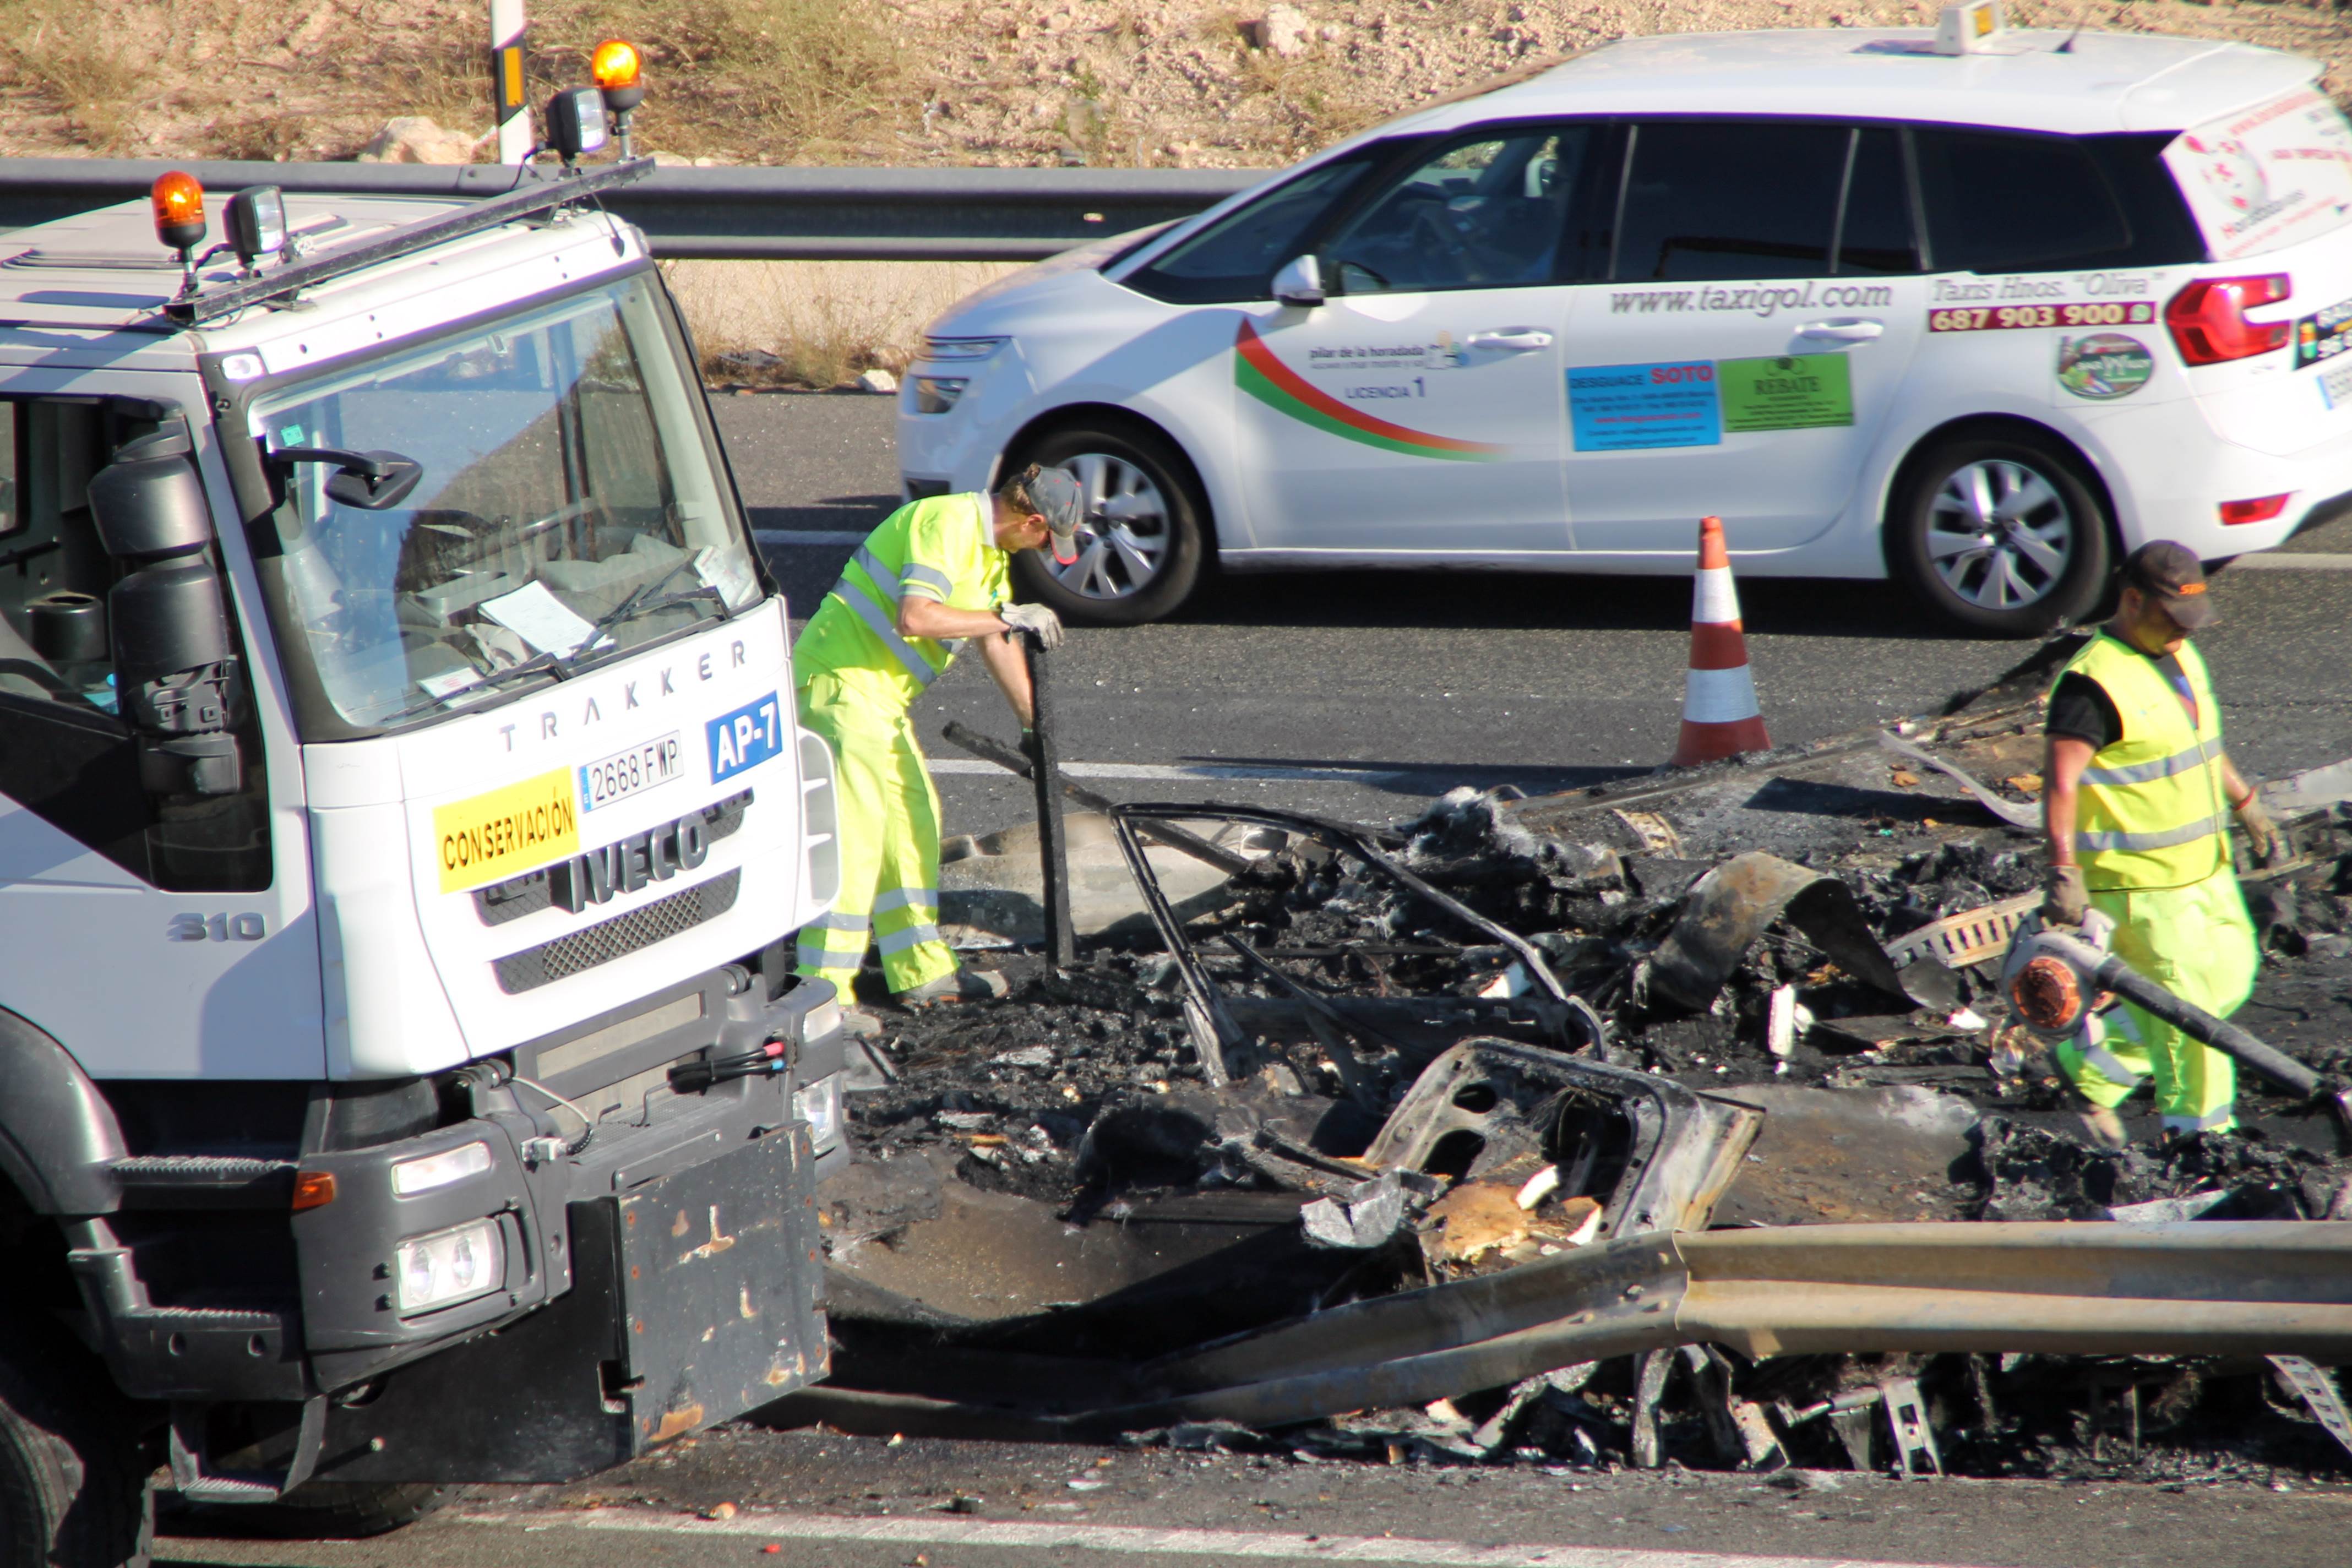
left=490, top=0, right=532, bottom=165
left=1023, top=634, right=1075, bottom=970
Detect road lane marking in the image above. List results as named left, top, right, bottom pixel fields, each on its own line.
left=457, top=1507, right=1994, bottom=1568
left=755, top=530, right=870, bottom=546
left=2228, top=553, right=2352, bottom=570
left=929, top=758, right=1485, bottom=785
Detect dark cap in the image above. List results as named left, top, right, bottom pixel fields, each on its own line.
left=2121, top=540, right=2215, bottom=630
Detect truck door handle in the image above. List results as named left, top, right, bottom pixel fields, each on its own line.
left=1467, top=328, right=1554, bottom=352
left=1795, top=319, right=1883, bottom=342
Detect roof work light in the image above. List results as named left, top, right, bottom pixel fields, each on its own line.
left=544, top=85, right=611, bottom=167
left=592, top=39, right=644, bottom=158
left=225, top=186, right=288, bottom=270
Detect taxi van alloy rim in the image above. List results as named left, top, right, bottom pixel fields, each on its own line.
left=1050, top=452, right=1169, bottom=601
left=1926, top=457, right=2075, bottom=611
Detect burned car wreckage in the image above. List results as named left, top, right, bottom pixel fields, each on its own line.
left=780, top=646, right=2352, bottom=1483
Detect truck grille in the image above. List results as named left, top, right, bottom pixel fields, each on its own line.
left=493, top=870, right=742, bottom=994
left=475, top=790, right=750, bottom=928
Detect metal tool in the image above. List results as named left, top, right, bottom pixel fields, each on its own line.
left=1022, top=633, right=1076, bottom=970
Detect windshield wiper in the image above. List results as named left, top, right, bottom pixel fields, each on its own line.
left=561, top=573, right=730, bottom=671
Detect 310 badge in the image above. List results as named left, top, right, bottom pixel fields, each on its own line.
left=2056, top=334, right=2155, bottom=401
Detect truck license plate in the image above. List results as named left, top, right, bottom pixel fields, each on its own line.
left=580, top=734, right=681, bottom=811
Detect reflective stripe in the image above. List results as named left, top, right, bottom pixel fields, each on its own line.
left=840, top=585, right=944, bottom=688
left=854, top=546, right=905, bottom=599
left=876, top=922, right=945, bottom=955
left=2082, top=736, right=2222, bottom=788
left=2163, top=1109, right=2233, bottom=1131
left=805, top=910, right=868, bottom=932
left=797, top=939, right=858, bottom=968
left=2075, top=814, right=2229, bottom=853
left=874, top=887, right=940, bottom=916
left=902, top=563, right=954, bottom=598
left=2078, top=1043, right=2146, bottom=1088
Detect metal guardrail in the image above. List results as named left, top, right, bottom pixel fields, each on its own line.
left=0, top=158, right=1268, bottom=261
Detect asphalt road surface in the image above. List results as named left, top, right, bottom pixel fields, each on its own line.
left=155, top=393, right=2352, bottom=1568
left=716, top=390, right=2352, bottom=836
left=159, top=1425, right=2352, bottom=1568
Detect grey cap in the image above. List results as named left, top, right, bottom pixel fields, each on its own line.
left=1023, top=466, right=1085, bottom=564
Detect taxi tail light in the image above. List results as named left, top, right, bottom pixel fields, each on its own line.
left=2219, top=493, right=2292, bottom=525
left=2165, top=274, right=2291, bottom=365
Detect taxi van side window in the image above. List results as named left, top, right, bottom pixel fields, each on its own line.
left=1125, top=154, right=1381, bottom=304
left=0, top=400, right=270, bottom=891
left=1324, top=126, right=1597, bottom=295
left=1613, top=121, right=1852, bottom=282
left=1911, top=128, right=2199, bottom=273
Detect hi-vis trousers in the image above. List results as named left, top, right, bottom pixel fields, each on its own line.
left=791, top=672, right=957, bottom=998
left=2053, top=872, right=2258, bottom=1134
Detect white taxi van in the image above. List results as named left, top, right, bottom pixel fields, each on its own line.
left=898, top=4, right=2352, bottom=633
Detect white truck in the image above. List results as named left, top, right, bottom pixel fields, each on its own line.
left=0, top=138, right=846, bottom=1565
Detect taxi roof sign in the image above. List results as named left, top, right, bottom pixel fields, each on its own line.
left=1932, top=0, right=2009, bottom=54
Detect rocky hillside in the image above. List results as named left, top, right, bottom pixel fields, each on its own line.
left=0, top=0, right=2344, bottom=169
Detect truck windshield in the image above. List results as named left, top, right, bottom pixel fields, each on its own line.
left=250, top=274, right=760, bottom=733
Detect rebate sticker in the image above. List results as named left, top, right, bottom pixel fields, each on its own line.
left=2057, top=334, right=2156, bottom=401
left=432, top=767, right=580, bottom=894
left=1718, top=353, right=1854, bottom=432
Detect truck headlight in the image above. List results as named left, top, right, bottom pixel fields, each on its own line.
left=801, top=994, right=842, bottom=1049
left=391, top=1140, right=492, bottom=1196
left=395, top=1218, right=506, bottom=1315
left=912, top=375, right=968, bottom=415
left=792, top=1073, right=843, bottom=1153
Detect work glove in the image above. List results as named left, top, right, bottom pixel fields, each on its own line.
left=2235, top=791, right=2281, bottom=867
left=2043, top=863, right=2089, bottom=928
left=999, top=601, right=1064, bottom=650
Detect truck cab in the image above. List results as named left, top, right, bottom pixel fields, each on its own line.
left=0, top=159, right=843, bottom=1562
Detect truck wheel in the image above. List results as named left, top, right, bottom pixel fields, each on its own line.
left=1008, top=423, right=1208, bottom=625
left=0, top=1314, right=146, bottom=1568
left=1888, top=431, right=2110, bottom=636
left=224, top=1481, right=452, bottom=1539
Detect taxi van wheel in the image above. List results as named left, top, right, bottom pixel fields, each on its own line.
left=1008, top=423, right=1207, bottom=625
left=1890, top=432, right=2110, bottom=636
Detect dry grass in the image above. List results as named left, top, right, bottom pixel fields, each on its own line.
left=0, top=0, right=141, bottom=153
left=662, top=259, right=1023, bottom=388
left=530, top=0, right=903, bottom=161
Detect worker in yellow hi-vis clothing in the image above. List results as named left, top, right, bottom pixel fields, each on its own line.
left=791, top=465, right=1084, bottom=1025
left=2041, top=542, right=2279, bottom=1146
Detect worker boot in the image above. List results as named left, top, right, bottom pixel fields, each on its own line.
left=838, top=1006, right=884, bottom=1042
left=899, top=968, right=1011, bottom=1008
left=2062, top=1083, right=2129, bottom=1150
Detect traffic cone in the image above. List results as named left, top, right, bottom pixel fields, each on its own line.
left=1669, top=515, right=1771, bottom=767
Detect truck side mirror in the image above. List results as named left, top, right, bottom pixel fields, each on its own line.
left=1272, top=254, right=1326, bottom=308
left=86, top=429, right=242, bottom=798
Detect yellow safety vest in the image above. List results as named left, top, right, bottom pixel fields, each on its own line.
left=2053, top=631, right=2231, bottom=891
left=792, top=493, right=1009, bottom=714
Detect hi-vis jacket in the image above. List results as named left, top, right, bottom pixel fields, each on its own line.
left=793, top=493, right=1011, bottom=714
left=2054, top=632, right=2232, bottom=892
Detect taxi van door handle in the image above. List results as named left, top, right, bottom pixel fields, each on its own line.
left=1467, top=328, right=1555, bottom=352
left=1795, top=319, right=1884, bottom=342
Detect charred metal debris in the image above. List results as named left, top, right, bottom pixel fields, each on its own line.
left=794, top=665, right=2352, bottom=1487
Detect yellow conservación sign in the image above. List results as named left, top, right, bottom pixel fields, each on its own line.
left=433, top=767, right=580, bottom=894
